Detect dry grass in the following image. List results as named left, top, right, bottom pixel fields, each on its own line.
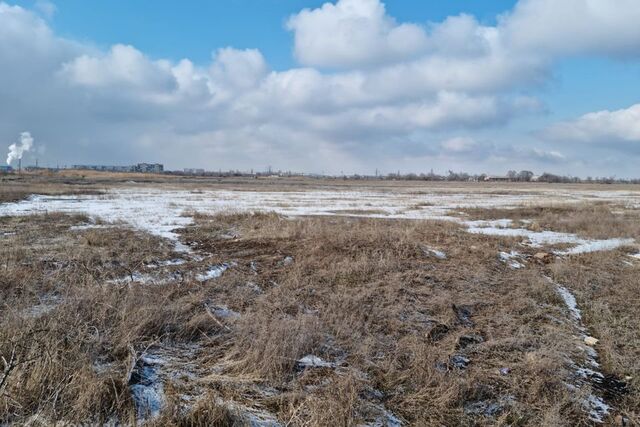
left=176, top=213, right=597, bottom=425
left=1, top=189, right=638, bottom=425
left=0, top=173, right=103, bottom=203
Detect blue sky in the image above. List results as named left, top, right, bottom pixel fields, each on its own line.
left=2, top=0, right=640, bottom=176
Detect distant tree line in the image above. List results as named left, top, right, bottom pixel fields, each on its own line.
left=34, top=166, right=638, bottom=184
left=186, top=168, right=640, bottom=184
left=326, top=169, right=640, bottom=184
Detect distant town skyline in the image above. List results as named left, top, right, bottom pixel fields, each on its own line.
left=2, top=0, right=640, bottom=177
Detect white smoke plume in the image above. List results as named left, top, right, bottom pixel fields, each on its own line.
left=6, top=132, right=34, bottom=165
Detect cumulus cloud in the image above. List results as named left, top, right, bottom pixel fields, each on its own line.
left=542, top=104, right=640, bottom=144
left=61, top=45, right=176, bottom=93
left=0, top=0, right=639, bottom=175
left=501, top=0, right=640, bottom=58
left=286, top=0, right=428, bottom=68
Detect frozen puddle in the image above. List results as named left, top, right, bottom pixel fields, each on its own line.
left=130, top=355, right=165, bottom=420
left=0, top=189, right=636, bottom=255
left=128, top=344, right=202, bottom=422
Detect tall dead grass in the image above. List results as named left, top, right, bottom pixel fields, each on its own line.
left=1, top=209, right=632, bottom=425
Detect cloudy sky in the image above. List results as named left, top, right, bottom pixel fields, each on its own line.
left=2, top=0, right=640, bottom=176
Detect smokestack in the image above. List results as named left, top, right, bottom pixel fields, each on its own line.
left=18, top=158, right=21, bottom=173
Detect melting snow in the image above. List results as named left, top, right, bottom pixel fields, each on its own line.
left=297, top=355, right=337, bottom=369
left=498, top=251, right=525, bottom=269
left=426, top=247, right=447, bottom=259
left=467, top=224, right=633, bottom=255
left=147, top=258, right=186, bottom=268
left=107, top=270, right=182, bottom=286
left=549, top=277, right=613, bottom=423
left=584, top=395, right=611, bottom=424
left=556, top=285, right=581, bottom=321
left=207, top=304, right=240, bottom=319
left=196, top=263, right=234, bottom=281
left=364, top=404, right=403, bottom=427
left=0, top=188, right=636, bottom=255
left=557, top=238, right=634, bottom=255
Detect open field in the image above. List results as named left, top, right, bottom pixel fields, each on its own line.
left=1, top=173, right=639, bottom=426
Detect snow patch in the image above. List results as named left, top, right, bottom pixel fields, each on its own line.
left=467, top=223, right=633, bottom=255
left=0, top=188, right=636, bottom=255
left=556, top=238, right=634, bottom=255
left=548, top=277, right=614, bottom=423
left=196, top=263, right=234, bottom=281
left=498, top=251, right=525, bottom=269
left=296, top=355, right=337, bottom=369
left=147, top=258, right=186, bottom=268
left=556, top=285, right=581, bottom=321
left=364, top=404, right=403, bottom=427
left=426, top=247, right=447, bottom=259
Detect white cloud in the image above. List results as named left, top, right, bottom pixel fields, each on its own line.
left=209, top=48, right=268, bottom=95
left=286, top=0, right=428, bottom=68
left=501, top=0, right=640, bottom=58
left=543, top=104, right=640, bottom=143
left=61, top=44, right=176, bottom=92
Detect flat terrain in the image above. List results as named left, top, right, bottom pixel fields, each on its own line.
left=1, top=172, right=639, bottom=426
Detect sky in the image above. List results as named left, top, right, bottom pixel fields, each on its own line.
left=2, top=0, right=640, bottom=177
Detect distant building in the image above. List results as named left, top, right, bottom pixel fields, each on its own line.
left=0, top=165, right=13, bottom=173
left=483, top=175, right=510, bottom=182
left=72, top=163, right=163, bottom=173
left=134, top=163, right=163, bottom=173
left=72, top=165, right=132, bottom=172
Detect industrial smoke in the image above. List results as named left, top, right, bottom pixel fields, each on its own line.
left=6, top=132, right=34, bottom=165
